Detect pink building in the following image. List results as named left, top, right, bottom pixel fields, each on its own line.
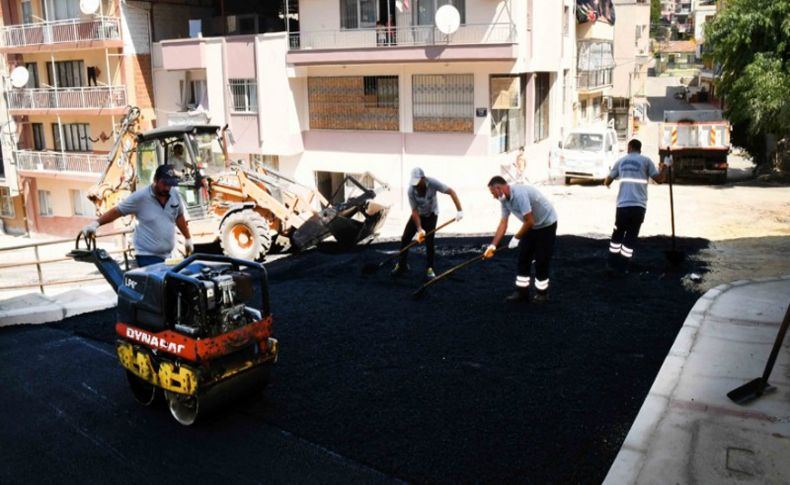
left=152, top=1, right=576, bottom=208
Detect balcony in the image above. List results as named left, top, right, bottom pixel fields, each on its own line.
left=0, top=16, right=122, bottom=52
left=7, top=86, right=127, bottom=115
left=14, top=150, right=108, bottom=175
left=287, top=23, right=517, bottom=65
left=577, top=68, right=613, bottom=92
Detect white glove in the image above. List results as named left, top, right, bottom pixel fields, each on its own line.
left=455, top=210, right=464, bottom=222
left=508, top=236, right=520, bottom=249
left=184, top=238, right=194, bottom=256
left=482, top=244, right=496, bottom=260
left=416, top=229, right=426, bottom=243
left=663, top=155, right=673, bottom=167
left=82, top=221, right=99, bottom=239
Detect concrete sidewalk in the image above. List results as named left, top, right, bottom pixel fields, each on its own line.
left=605, top=276, right=790, bottom=484
left=0, top=283, right=115, bottom=327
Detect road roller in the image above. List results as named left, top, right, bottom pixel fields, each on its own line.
left=68, top=235, right=279, bottom=425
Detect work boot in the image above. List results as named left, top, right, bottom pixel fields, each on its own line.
left=425, top=267, right=436, bottom=279
left=533, top=291, right=550, bottom=304
left=505, top=289, right=530, bottom=303
left=390, top=263, right=407, bottom=277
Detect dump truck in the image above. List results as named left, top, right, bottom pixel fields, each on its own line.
left=658, top=110, right=731, bottom=184
left=89, top=107, right=389, bottom=260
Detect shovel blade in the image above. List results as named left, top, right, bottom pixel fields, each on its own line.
left=664, top=249, right=686, bottom=265
left=727, top=377, right=776, bottom=405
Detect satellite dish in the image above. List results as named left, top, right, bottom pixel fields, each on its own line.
left=9, top=66, right=29, bottom=88
left=435, top=5, right=461, bottom=35
left=80, top=0, right=100, bottom=15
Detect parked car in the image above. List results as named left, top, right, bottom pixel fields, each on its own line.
left=557, top=126, right=621, bottom=184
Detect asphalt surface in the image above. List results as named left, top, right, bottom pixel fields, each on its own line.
left=0, top=235, right=708, bottom=484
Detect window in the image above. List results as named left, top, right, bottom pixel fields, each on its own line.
left=228, top=79, right=258, bottom=113
left=25, top=63, right=39, bottom=88
left=0, top=187, right=14, bottom=217
left=71, top=189, right=93, bottom=216
left=577, top=41, right=614, bottom=89
left=412, top=74, right=474, bottom=133
left=414, top=0, right=466, bottom=26
left=490, top=74, right=526, bottom=154
left=32, top=123, right=45, bottom=150
left=179, top=79, right=208, bottom=110
left=21, top=0, right=32, bottom=24
left=308, top=76, right=399, bottom=131
left=38, top=190, right=53, bottom=216
left=250, top=154, right=279, bottom=172
left=46, top=60, right=85, bottom=88
left=534, top=73, right=550, bottom=142
left=52, top=123, right=92, bottom=152
left=340, top=0, right=379, bottom=29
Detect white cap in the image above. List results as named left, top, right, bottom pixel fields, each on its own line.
left=409, top=167, right=425, bottom=186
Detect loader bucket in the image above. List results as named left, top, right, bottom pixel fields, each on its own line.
left=290, top=202, right=388, bottom=252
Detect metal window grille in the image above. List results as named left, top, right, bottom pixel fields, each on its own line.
left=0, top=187, right=14, bottom=217
left=308, top=76, right=399, bottom=131
left=38, top=190, right=53, bottom=216
left=412, top=74, right=474, bottom=133
left=228, top=79, right=257, bottom=113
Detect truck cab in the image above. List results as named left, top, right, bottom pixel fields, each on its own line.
left=557, top=125, right=621, bottom=184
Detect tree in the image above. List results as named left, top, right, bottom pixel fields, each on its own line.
left=705, top=0, right=790, bottom=163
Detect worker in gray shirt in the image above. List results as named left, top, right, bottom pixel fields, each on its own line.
left=392, top=167, right=463, bottom=279
left=82, top=164, right=193, bottom=267
left=604, top=139, right=667, bottom=274
left=483, top=176, right=558, bottom=303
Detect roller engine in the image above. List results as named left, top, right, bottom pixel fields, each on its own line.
left=69, top=236, right=278, bottom=425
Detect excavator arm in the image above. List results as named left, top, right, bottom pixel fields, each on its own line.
left=88, top=106, right=144, bottom=215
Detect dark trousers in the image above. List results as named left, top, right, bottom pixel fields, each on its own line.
left=87, top=67, right=98, bottom=86
left=399, top=213, right=438, bottom=269
left=136, top=255, right=165, bottom=267
left=609, top=206, right=646, bottom=267
left=516, top=222, right=557, bottom=295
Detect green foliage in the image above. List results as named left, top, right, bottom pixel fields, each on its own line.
left=650, top=0, right=661, bottom=23
left=705, top=0, right=790, bottom=141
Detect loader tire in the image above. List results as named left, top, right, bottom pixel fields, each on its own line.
left=220, top=210, right=272, bottom=261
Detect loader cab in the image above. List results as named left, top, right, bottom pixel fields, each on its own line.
left=135, top=125, right=226, bottom=218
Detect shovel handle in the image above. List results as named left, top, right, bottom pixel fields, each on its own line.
left=761, top=303, right=790, bottom=382
left=413, top=244, right=506, bottom=296
left=378, top=218, right=456, bottom=267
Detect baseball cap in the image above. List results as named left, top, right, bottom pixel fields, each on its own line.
left=154, top=164, right=180, bottom=186
left=409, top=167, right=425, bottom=186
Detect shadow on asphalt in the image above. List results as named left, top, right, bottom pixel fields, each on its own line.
left=45, top=235, right=710, bottom=483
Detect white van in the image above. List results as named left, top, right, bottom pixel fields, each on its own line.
left=557, top=126, right=621, bottom=184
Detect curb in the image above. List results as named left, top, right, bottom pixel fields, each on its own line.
left=603, top=275, right=790, bottom=484
left=0, top=288, right=116, bottom=327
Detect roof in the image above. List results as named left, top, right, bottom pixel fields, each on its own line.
left=137, top=125, right=221, bottom=142
left=658, top=40, right=697, bottom=53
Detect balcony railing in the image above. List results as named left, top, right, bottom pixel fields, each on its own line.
left=289, top=23, right=516, bottom=50
left=0, top=16, right=121, bottom=48
left=577, top=68, right=613, bottom=90
left=7, top=86, right=127, bottom=111
left=14, top=150, right=109, bottom=174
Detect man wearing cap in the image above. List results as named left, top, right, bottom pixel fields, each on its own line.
left=482, top=176, right=558, bottom=303
left=604, top=139, right=668, bottom=274
left=392, top=167, right=463, bottom=279
left=82, top=164, right=193, bottom=267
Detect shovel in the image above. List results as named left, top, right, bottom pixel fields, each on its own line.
left=727, top=303, right=790, bottom=405
left=664, top=153, right=685, bottom=265
left=361, top=218, right=455, bottom=275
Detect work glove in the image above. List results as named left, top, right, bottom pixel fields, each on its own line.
left=184, top=238, right=194, bottom=256
left=663, top=155, right=673, bottom=167
left=416, top=229, right=426, bottom=244
left=508, top=236, right=520, bottom=249
left=82, top=221, right=99, bottom=240
left=482, top=244, right=496, bottom=260
left=455, top=210, right=464, bottom=222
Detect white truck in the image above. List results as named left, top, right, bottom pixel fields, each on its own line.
left=556, top=125, right=621, bottom=184
left=659, top=110, right=731, bottom=184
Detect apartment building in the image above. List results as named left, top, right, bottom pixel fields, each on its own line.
left=609, top=0, right=649, bottom=138
left=0, top=0, right=155, bottom=236
left=152, top=0, right=576, bottom=208
left=574, top=0, right=615, bottom=126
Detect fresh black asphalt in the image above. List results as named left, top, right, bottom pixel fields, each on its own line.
left=0, top=235, right=707, bottom=484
